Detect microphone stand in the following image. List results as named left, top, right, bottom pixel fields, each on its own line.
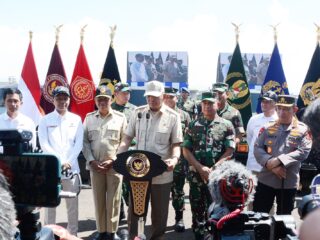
left=136, top=112, right=142, bottom=149
left=144, top=113, right=150, bottom=151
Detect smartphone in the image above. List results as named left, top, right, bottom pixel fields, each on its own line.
left=0, top=153, right=61, bottom=207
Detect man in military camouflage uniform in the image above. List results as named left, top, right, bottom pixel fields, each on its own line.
left=111, top=82, right=136, bottom=121
left=212, top=83, right=245, bottom=143
left=253, top=95, right=312, bottom=214
left=182, top=91, right=235, bottom=240
left=111, top=82, right=136, bottom=221
left=163, top=87, right=191, bottom=232
left=177, top=87, right=197, bottom=119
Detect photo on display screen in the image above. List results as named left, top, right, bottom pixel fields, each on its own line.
left=217, top=52, right=271, bottom=91
left=127, top=51, right=188, bottom=89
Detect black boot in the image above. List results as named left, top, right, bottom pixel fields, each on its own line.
left=106, top=232, right=121, bottom=240
left=118, top=229, right=129, bottom=240
left=174, top=211, right=185, bottom=232
left=92, top=232, right=107, bottom=240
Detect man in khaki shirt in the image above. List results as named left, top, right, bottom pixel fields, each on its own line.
left=118, top=80, right=183, bottom=240
left=83, top=86, right=127, bottom=240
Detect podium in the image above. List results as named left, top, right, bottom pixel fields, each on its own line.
left=113, top=150, right=167, bottom=238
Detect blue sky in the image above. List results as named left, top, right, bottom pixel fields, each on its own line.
left=1, top=0, right=320, bottom=94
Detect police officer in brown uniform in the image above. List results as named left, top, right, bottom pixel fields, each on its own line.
left=82, top=86, right=127, bottom=240
left=253, top=95, right=312, bottom=214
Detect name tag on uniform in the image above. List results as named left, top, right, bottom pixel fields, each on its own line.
left=47, top=125, right=58, bottom=128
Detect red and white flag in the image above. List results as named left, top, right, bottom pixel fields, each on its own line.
left=18, top=40, right=43, bottom=125
left=69, top=43, right=95, bottom=121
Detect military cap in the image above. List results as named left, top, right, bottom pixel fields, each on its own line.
left=144, top=80, right=164, bottom=97
left=180, top=87, right=190, bottom=94
left=53, top=86, right=70, bottom=97
left=95, top=85, right=112, bottom=98
left=276, top=95, right=296, bottom=107
left=212, top=82, right=229, bottom=92
left=164, top=87, right=178, bottom=96
left=115, top=82, right=131, bottom=92
left=201, top=91, right=217, bottom=103
left=259, top=90, right=278, bottom=102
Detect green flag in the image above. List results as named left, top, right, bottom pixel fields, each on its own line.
left=225, top=43, right=252, bottom=129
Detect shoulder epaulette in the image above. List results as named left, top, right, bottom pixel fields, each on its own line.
left=113, top=110, right=125, bottom=118
left=164, top=105, right=180, bottom=117
left=85, top=110, right=98, bottom=117
left=135, top=105, right=148, bottom=111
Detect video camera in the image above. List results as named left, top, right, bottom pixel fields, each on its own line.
left=206, top=160, right=298, bottom=240
left=298, top=174, right=320, bottom=220
left=0, top=129, right=61, bottom=207
left=0, top=129, right=63, bottom=240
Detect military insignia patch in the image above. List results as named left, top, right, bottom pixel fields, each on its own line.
left=43, top=74, right=68, bottom=103
left=70, top=76, right=94, bottom=104
left=126, top=153, right=150, bottom=178
left=300, top=79, right=320, bottom=106
left=262, top=80, right=284, bottom=95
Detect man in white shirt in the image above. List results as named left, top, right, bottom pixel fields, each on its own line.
left=130, top=53, right=148, bottom=82
left=38, top=86, right=83, bottom=236
left=246, top=91, right=278, bottom=173
left=0, top=88, right=36, bottom=150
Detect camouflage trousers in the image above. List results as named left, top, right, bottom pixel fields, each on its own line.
left=188, top=171, right=212, bottom=240
left=171, top=158, right=189, bottom=213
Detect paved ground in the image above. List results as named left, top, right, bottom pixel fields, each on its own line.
left=40, top=183, right=303, bottom=240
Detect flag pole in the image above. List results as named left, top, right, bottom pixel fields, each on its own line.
left=29, top=31, right=33, bottom=42
left=55, top=24, right=63, bottom=44
left=314, top=23, right=320, bottom=45
left=269, top=23, right=280, bottom=44
left=80, top=24, right=87, bottom=44
left=231, top=22, right=242, bottom=44
left=109, top=25, right=117, bottom=49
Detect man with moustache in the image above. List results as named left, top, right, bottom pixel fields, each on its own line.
left=83, top=85, right=127, bottom=240
left=182, top=91, right=235, bottom=240
left=117, top=80, right=183, bottom=240
left=253, top=95, right=312, bottom=214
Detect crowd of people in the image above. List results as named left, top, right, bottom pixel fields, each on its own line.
left=129, top=53, right=188, bottom=83
left=1, top=79, right=320, bottom=240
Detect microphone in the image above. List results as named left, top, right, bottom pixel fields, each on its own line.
left=207, top=160, right=256, bottom=218
left=144, top=113, right=150, bottom=150
left=136, top=112, right=142, bottom=149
